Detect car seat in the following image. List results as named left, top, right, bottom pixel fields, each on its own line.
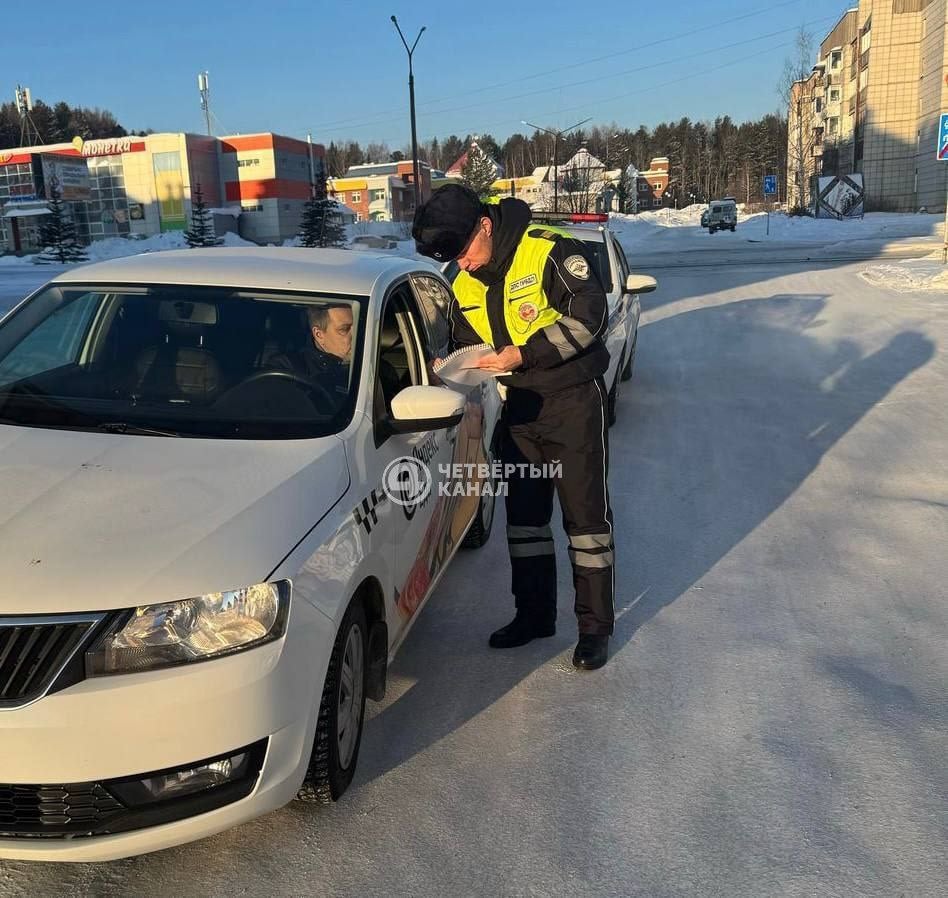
left=132, top=300, right=223, bottom=401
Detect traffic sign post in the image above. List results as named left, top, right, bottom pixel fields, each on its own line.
left=939, top=113, right=948, bottom=263
left=763, top=175, right=777, bottom=236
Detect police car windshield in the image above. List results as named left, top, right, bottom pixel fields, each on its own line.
left=0, top=284, right=365, bottom=439
left=573, top=239, right=613, bottom=292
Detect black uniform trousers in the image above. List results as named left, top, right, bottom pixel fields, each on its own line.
left=501, top=377, right=615, bottom=636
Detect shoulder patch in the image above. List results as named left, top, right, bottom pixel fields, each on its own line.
left=564, top=254, right=590, bottom=280
left=528, top=228, right=559, bottom=241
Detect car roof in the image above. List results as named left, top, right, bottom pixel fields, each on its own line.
left=50, top=247, right=438, bottom=296
left=557, top=225, right=606, bottom=244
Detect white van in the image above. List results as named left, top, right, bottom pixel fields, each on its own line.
left=705, top=198, right=737, bottom=233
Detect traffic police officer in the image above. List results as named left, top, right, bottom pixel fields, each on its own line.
left=413, top=184, right=615, bottom=670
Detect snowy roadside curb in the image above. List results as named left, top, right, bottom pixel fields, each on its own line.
left=859, top=252, right=948, bottom=294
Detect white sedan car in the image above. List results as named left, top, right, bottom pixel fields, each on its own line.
left=0, top=248, right=501, bottom=861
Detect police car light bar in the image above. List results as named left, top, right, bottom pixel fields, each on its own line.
left=531, top=211, right=609, bottom=224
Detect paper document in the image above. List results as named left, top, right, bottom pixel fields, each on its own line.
left=432, top=344, right=507, bottom=390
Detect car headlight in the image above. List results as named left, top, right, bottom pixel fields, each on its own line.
left=86, top=581, right=290, bottom=676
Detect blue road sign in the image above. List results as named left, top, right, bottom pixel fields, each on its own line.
left=763, top=175, right=778, bottom=195
left=938, top=113, right=948, bottom=160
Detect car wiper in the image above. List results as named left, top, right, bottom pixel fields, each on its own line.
left=97, top=422, right=184, bottom=437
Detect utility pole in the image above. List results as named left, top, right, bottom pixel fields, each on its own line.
left=307, top=132, right=317, bottom=198
left=391, top=16, right=426, bottom=212
left=522, top=117, right=590, bottom=213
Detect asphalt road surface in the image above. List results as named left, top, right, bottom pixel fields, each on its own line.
left=1, top=246, right=946, bottom=897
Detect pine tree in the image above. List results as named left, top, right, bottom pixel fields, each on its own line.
left=183, top=182, right=221, bottom=248
left=38, top=178, right=87, bottom=264
left=298, top=171, right=346, bottom=248
left=461, top=142, right=498, bottom=199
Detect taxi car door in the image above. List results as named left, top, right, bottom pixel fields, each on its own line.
left=372, top=283, right=473, bottom=634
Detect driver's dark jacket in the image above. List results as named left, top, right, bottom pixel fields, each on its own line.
left=267, top=345, right=350, bottom=401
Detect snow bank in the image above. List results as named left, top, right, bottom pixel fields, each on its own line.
left=859, top=252, right=948, bottom=293
left=609, top=207, right=943, bottom=249
left=0, top=231, right=260, bottom=267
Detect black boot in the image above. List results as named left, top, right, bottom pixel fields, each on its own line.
left=572, top=634, right=609, bottom=670
left=488, top=613, right=556, bottom=649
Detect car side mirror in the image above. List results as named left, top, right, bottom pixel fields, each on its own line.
left=625, top=274, right=657, bottom=294
left=386, top=385, right=465, bottom=434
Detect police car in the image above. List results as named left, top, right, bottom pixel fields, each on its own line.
left=445, top=211, right=655, bottom=426
left=0, top=248, right=501, bottom=861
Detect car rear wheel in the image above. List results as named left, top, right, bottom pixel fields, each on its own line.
left=297, top=600, right=367, bottom=804
left=462, top=441, right=497, bottom=548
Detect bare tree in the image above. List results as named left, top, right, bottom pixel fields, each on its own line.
left=780, top=26, right=817, bottom=211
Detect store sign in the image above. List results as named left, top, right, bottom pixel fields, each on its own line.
left=74, top=136, right=141, bottom=157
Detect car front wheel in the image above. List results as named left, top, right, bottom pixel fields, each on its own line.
left=607, top=366, right=621, bottom=427
left=297, top=600, right=368, bottom=803
left=620, top=332, right=637, bottom=383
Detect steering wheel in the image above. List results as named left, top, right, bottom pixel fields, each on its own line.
left=214, top=369, right=339, bottom=414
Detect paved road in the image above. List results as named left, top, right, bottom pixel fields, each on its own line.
left=1, top=249, right=946, bottom=896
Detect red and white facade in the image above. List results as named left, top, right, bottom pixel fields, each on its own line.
left=0, top=132, right=326, bottom=253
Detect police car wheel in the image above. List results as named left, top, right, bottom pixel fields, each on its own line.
left=462, top=443, right=497, bottom=549
left=607, top=369, right=620, bottom=428
left=620, top=333, right=637, bottom=383
left=297, top=600, right=368, bottom=804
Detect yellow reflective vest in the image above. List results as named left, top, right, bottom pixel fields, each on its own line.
left=452, top=225, right=571, bottom=346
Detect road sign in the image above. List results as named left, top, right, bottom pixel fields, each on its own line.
left=763, top=175, right=778, bottom=195
left=938, top=113, right=948, bottom=160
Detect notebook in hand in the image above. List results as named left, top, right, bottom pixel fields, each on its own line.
left=432, top=344, right=507, bottom=390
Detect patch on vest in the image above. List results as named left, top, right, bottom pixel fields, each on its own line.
left=508, top=273, right=538, bottom=293
left=564, top=255, right=590, bottom=280
left=518, top=301, right=540, bottom=322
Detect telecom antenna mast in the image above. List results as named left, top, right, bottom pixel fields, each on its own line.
left=198, top=72, right=212, bottom=136
left=15, top=85, right=42, bottom=146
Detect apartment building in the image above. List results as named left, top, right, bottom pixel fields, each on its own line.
left=789, top=0, right=948, bottom=212
left=328, top=160, right=431, bottom=222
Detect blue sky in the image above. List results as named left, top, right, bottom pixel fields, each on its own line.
left=11, top=0, right=847, bottom=147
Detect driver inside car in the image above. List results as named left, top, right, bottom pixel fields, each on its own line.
left=269, top=305, right=354, bottom=401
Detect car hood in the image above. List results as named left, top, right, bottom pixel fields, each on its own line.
left=0, top=425, right=349, bottom=614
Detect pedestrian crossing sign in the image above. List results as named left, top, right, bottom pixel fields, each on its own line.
left=938, top=113, right=948, bottom=160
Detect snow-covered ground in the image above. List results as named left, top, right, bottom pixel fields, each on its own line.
left=1, top=238, right=946, bottom=895
left=860, top=250, right=948, bottom=294
left=609, top=205, right=944, bottom=252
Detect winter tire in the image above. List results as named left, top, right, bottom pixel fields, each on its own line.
left=607, top=367, right=620, bottom=428
left=462, top=439, right=497, bottom=548
left=297, top=600, right=368, bottom=804
left=620, top=332, right=637, bottom=382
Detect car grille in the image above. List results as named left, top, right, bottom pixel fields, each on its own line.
left=0, top=783, right=124, bottom=838
left=0, top=615, right=103, bottom=708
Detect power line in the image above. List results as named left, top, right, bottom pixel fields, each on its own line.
left=349, top=39, right=797, bottom=151
left=310, top=0, right=808, bottom=134
left=314, top=14, right=836, bottom=140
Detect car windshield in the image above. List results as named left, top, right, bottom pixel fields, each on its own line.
left=0, top=284, right=366, bottom=439
left=575, top=239, right=613, bottom=292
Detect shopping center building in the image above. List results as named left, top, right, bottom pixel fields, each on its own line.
left=0, top=132, right=325, bottom=253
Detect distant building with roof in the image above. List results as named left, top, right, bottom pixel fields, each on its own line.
left=445, top=140, right=504, bottom=181
left=328, top=159, right=431, bottom=221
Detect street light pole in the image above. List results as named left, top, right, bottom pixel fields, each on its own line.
left=522, top=118, right=590, bottom=213
left=391, top=15, right=426, bottom=212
